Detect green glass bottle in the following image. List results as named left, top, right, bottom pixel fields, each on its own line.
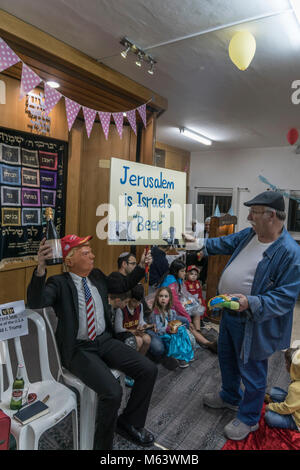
left=10, top=364, right=25, bottom=410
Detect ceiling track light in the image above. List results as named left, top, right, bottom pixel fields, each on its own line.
left=121, top=46, right=130, bottom=59
left=135, top=52, right=143, bottom=67
left=179, top=127, right=212, bottom=146
left=148, top=61, right=155, bottom=75
left=120, top=37, right=157, bottom=74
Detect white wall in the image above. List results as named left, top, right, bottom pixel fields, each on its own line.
left=189, top=145, right=300, bottom=236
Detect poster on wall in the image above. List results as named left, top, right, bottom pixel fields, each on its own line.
left=108, top=157, right=187, bottom=245
left=0, top=126, right=68, bottom=266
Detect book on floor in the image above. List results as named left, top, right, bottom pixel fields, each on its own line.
left=13, top=400, right=49, bottom=425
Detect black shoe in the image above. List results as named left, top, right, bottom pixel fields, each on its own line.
left=116, top=419, right=155, bottom=447
left=161, top=356, right=179, bottom=370
left=178, top=359, right=189, bottom=368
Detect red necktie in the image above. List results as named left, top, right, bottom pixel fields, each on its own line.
left=82, top=277, right=96, bottom=340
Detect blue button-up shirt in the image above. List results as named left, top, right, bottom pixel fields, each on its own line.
left=204, top=227, right=300, bottom=363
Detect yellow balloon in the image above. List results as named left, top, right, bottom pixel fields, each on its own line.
left=228, top=31, right=256, bottom=71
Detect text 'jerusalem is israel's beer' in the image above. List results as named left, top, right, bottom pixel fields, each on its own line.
left=45, top=207, right=63, bottom=265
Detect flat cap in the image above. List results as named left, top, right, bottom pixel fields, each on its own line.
left=244, top=191, right=285, bottom=212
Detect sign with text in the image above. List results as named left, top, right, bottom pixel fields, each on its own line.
left=107, top=158, right=186, bottom=245
left=0, top=301, right=28, bottom=341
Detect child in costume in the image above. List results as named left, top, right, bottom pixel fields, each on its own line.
left=264, top=347, right=300, bottom=431
left=150, top=286, right=194, bottom=368
left=184, top=265, right=207, bottom=327
left=160, top=260, right=217, bottom=353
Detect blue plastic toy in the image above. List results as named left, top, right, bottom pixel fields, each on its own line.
left=208, top=294, right=240, bottom=311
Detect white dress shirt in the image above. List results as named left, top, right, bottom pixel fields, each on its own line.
left=69, top=272, right=106, bottom=340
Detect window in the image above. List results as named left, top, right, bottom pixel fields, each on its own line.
left=287, top=192, right=300, bottom=232
left=196, top=189, right=233, bottom=220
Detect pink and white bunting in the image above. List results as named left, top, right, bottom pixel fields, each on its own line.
left=99, top=111, right=111, bottom=140
left=137, top=104, right=147, bottom=128
left=65, top=98, right=81, bottom=131
left=82, top=106, right=97, bottom=138
left=44, top=83, right=62, bottom=116
left=126, top=109, right=137, bottom=135
left=112, top=112, right=124, bottom=139
left=20, top=63, right=42, bottom=99
left=0, top=36, right=150, bottom=137
left=0, top=38, right=20, bottom=72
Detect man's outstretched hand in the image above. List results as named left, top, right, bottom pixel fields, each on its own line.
left=182, top=233, right=204, bottom=251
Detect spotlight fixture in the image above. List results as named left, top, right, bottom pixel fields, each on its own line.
left=46, top=81, right=60, bottom=88
left=120, top=37, right=157, bottom=74
left=121, top=46, right=130, bottom=59
left=148, top=61, right=155, bottom=75
left=179, top=127, right=212, bottom=146
left=135, top=52, right=143, bottom=67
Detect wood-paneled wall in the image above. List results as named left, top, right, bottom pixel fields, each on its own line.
left=0, top=74, right=158, bottom=303
left=0, top=74, right=68, bottom=304
left=155, top=141, right=190, bottom=173
left=0, top=74, right=68, bottom=140
left=79, top=122, right=138, bottom=275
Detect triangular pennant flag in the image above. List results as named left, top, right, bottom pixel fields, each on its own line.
left=20, top=63, right=42, bottom=99
left=82, top=106, right=97, bottom=138
left=112, top=112, right=124, bottom=139
left=137, top=104, right=147, bottom=128
left=98, top=111, right=111, bottom=140
left=0, top=38, right=21, bottom=72
left=228, top=206, right=234, bottom=216
left=44, top=83, right=62, bottom=116
left=65, top=97, right=81, bottom=131
left=126, top=109, right=137, bottom=135
left=214, top=204, right=221, bottom=217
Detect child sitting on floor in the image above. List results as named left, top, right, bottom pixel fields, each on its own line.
left=150, top=286, right=194, bottom=369
left=114, top=284, right=154, bottom=386
left=184, top=265, right=207, bottom=327
left=114, top=284, right=154, bottom=356
left=264, top=347, right=300, bottom=431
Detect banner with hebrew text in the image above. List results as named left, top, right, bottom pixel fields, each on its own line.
left=0, top=126, right=67, bottom=266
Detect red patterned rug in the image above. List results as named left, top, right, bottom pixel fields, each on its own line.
left=222, top=404, right=300, bottom=450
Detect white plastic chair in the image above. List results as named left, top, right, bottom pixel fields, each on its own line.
left=42, top=307, right=124, bottom=450
left=0, top=309, right=78, bottom=450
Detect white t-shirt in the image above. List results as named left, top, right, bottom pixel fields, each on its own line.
left=218, top=235, right=273, bottom=296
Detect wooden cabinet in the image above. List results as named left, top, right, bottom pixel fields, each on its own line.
left=206, top=214, right=237, bottom=321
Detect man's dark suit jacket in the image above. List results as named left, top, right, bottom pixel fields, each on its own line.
left=27, top=269, right=114, bottom=369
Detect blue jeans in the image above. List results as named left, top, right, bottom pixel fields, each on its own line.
left=264, top=387, right=298, bottom=430
left=218, top=311, right=268, bottom=426
left=147, top=329, right=165, bottom=357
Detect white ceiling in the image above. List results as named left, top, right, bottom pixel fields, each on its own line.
left=1, top=0, right=300, bottom=152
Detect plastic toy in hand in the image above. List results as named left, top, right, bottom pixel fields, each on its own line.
left=208, top=294, right=240, bottom=311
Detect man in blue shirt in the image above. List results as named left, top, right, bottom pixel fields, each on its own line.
left=186, top=191, right=300, bottom=440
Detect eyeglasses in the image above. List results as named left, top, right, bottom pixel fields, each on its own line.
left=248, top=209, right=270, bottom=215
left=127, top=261, right=137, bottom=266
